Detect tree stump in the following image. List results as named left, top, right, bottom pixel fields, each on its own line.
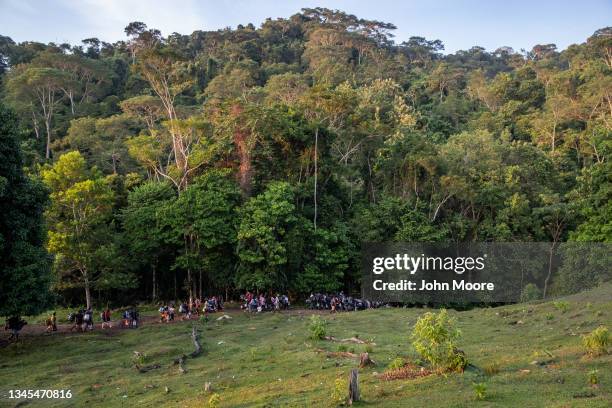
left=348, top=369, right=360, bottom=405
left=359, top=352, right=375, bottom=368
left=174, top=355, right=187, bottom=374
left=190, top=326, right=202, bottom=358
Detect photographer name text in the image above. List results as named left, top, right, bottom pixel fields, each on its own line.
left=372, top=279, right=494, bottom=291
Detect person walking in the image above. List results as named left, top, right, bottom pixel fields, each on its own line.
left=101, top=307, right=112, bottom=329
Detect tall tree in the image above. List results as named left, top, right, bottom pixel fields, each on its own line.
left=5, top=66, right=74, bottom=159
left=42, top=151, right=133, bottom=308
left=0, top=104, right=52, bottom=317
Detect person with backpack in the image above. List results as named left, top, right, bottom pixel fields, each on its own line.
left=168, top=304, right=175, bottom=321
left=131, top=309, right=139, bottom=328
left=159, top=306, right=167, bottom=323
left=101, top=308, right=112, bottom=329
left=5, top=317, right=27, bottom=341
left=71, top=310, right=84, bottom=332
left=83, top=308, right=94, bottom=331
left=272, top=295, right=280, bottom=311
left=45, top=312, right=57, bottom=332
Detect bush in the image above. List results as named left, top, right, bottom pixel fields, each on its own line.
left=387, top=357, right=406, bottom=370
left=472, top=382, right=487, bottom=400
left=411, top=309, right=467, bottom=372
left=588, top=369, right=599, bottom=385
left=330, top=377, right=346, bottom=405
left=553, top=301, right=569, bottom=313
left=520, top=283, right=541, bottom=302
left=582, top=326, right=609, bottom=356
left=207, top=393, right=220, bottom=408
left=308, top=315, right=327, bottom=340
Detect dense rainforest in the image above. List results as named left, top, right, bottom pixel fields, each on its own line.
left=0, top=8, right=610, bottom=313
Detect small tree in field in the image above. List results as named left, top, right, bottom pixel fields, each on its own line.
left=411, top=309, right=467, bottom=372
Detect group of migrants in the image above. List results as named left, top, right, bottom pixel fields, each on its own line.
left=240, top=292, right=290, bottom=312
left=65, top=307, right=139, bottom=332
left=158, top=296, right=224, bottom=322
left=4, top=316, right=28, bottom=341
left=306, top=292, right=385, bottom=312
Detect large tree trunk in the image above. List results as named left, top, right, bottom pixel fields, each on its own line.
left=313, top=127, right=318, bottom=231
left=84, top=275, right=92, bottom=310
left=152, top=263, right=157, bottom=301
left=543, top=242, right=556, bottom=299
left=199, top=270, right=202, bottom=299
left=45, top=119, right=52, bottom=159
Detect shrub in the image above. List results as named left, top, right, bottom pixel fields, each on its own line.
left=207, top=393, right=220, bottom=408
left=472, top=382, right=487, bottom=400
left=387, top=357, right=406, bottom=370
left=411, top=309, right=467, bottom=372
left=308, top=315, right=327, bottom=340
left=588, top=369, right=599, bottom=385
left=582, top=326, right=609, bottom=356
left=553, top=301, right=569, bottom=313
left=337, top=344, right=348, bottom=352
left=330, top=377, right=346, bottom=405
left=545, top=313, right=554, bottom=321
left=520, top=283, right=541, bottom=302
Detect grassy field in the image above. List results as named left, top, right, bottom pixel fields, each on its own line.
left=1, top=285, right=610, bottom=408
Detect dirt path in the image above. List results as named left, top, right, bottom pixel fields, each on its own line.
left=2, top=307, right=331, bottom=345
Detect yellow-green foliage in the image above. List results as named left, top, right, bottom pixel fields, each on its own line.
left=411, top=309, right=467, bottom=372
left=330, top=377, right=346, bottom=405
left=553, top=301, right=570, bottom=313
left=582, top=326, right=609, bottom=356
left=308, top=314, right=327, bottom=340
left=207, top=392, right=220, bottom=408
left=387, top=357, right=406, bottom=370
left=588, top=369, right=599, bottom=385
left=472, top=382, right=487, bottom=400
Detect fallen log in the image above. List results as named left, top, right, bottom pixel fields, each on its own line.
left=136, top=363, right=162, bottom=373
left=323, top=336, right=376, bottom=345
left=172, top=326, right=203, bottom=374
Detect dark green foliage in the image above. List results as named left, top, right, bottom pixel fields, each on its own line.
left=0, top=104, right=52, bottom=317
left=0, top=11, right=609, bottom=306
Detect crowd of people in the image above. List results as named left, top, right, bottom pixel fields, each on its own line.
left=306, top=292, right=385, bottom=312
left=65, top=307, right=139, bottom=331
left=159, top=296, right=224, bottom=322
left=3, top=292, right=383, bottom=342
left=240, top=292, right=290, bottom=312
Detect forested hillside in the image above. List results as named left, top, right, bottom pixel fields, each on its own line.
left=0, top=8, right=610, bottom=309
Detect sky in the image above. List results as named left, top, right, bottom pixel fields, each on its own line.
left=1, top=0, right=610, bottom=53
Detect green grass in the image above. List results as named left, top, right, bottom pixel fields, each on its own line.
left=1, top=284, right=611, bottom=407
